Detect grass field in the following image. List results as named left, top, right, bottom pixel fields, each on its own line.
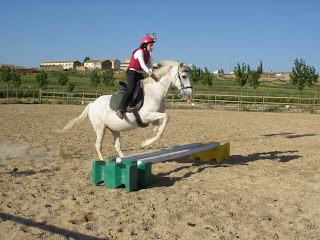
left=1, top=70, right=320, bottom=98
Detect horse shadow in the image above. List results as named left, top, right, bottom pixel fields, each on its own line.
left=149, top=149, right=303, bottom=189
left=0, top=212, right=105, bottom=240
left=6, top=168, right=58, bottom=177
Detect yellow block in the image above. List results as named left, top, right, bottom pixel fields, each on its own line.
left=190, top=142, right=230, bottom=163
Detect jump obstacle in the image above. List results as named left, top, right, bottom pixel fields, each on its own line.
left=92, top=142, right=230, bottom=191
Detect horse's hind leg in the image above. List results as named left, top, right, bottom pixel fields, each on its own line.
left=92, top=123, right=106, bottom=160
left=111, top=130, right=124, bottom=157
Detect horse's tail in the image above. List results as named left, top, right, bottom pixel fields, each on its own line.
left=55, top=103, right=91, bottom=134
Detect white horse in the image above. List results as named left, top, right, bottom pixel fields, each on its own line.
left=56, top=61, right=193, bottom=160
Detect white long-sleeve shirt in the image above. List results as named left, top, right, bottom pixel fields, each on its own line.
left=129, top=49, right=153, bottom=73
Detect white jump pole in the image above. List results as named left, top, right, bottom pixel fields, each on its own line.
left=116, top=142, right=202, bottom=163
left=137, top=143, right=219, bottom=165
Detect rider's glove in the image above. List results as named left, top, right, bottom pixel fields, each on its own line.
left=150, top=73, right=159, bottom=82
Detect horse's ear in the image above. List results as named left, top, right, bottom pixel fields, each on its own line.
left=179, top=62, right=184, bottom=68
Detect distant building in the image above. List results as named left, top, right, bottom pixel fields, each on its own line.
left=39, top=60, right=81, bottom=70
left=84, top=59, right=112, bottom=70
left=108, top=59, right=121, bottom=70
left=213, top=70, right=222, bottom=75
left=0, top=63, right=16, bottom=68
left=261, top=72, right=291, bottom=81
left=120, top=57, right=154, bottom=71
left=230, top=71, right=292, bottom=81
left=119, top=58, right=132, bottom=71
left=120, top=62, right=129, bottom=71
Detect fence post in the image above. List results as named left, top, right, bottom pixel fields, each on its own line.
left=215, top=95, right=217, bottom=109
left=172, top=95, right=174, bottom=109
left=39, top=89, right=42, bottom=104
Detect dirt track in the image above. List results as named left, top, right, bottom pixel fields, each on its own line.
left=0, top=104, right=319, bottom=239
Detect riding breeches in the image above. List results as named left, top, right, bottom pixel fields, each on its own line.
left=117, top=70, right=144, bottom=111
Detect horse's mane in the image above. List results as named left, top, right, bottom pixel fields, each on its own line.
left=142, top=60, right=184, bottom=85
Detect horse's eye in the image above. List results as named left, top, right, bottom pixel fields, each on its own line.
left=182, top=75, right=187, bottom=79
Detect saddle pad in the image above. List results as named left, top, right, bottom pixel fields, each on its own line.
left=110, top=93, right=123, bottom=111
left=109, top=86, right=144, bottom=112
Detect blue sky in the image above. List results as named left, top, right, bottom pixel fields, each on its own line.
left=1, top=0, right=319, bottom=73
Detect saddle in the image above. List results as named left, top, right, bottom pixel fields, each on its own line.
left=110, top=82, right=149, bottom=128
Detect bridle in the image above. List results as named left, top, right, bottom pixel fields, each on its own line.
left=156, top=65, right=193, bottom=98
left=174, top=66, right=193, bottom=92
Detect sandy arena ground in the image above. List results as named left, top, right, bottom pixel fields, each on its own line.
left=0, top=104, right=319, bottom=240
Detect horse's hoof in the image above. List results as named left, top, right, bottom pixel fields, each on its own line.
left=141, top=141, right=147, bottom=148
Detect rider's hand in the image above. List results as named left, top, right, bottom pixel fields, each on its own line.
left=150, top=73, right=159, bottom=82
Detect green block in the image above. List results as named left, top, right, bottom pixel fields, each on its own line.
left=137, top=162, right=152, bottom=187
left=92, top=159, right=153, bottom=191
left=108, top=158, right=116, bottom=163
left=92, top=161, right=106, bottom=185
left=104, top=160, right=138, bottom=192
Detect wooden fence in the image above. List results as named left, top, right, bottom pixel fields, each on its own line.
left=1, top=90, right=320, bottom=113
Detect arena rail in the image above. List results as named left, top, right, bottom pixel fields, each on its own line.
left=1, top=89, right=319, bottom=113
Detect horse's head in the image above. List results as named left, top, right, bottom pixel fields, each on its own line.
left=172, top=63, right=193, bottom=101
left=150, top=61, right=193, bottom=101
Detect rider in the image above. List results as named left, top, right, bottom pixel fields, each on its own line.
left=116, top=36, right=159, bottom=119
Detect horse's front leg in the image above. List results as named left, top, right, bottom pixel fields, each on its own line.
left=110, top=130, right=124, bottom=157
left=141, top=112, right=170, bottom=148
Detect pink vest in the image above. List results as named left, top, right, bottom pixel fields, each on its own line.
left=127, top=48, right=150, bottom=73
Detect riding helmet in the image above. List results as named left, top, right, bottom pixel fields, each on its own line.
left=141, top=36, right=155, bottom=44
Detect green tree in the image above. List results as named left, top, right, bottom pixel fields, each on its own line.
left=0, top=66, right=12, bottom=89
left=10, top=70, right=22, bottom=100
left=34, top=70, right=48, bottom=90
left=1, top=66, right=12, bottom=102
left=67, top=82, right=75, bottom=93
left=306, top=66, right=318, bottom=88
left=58, top=72, right=69, bottom=89
left=83, top=57, right=90, bottom=65
left=189, top=64, right=202, bottom=83
left=201, top=67, right=213, bottom=87
left=34, top=70, right=48, bottom=103
left=90, top=70, right=101, bottom=90
left=258, top=60, right=263, bottom=74
left=290, top=58, right=319, bottom=111
left=247, top=61, right=263, bottom=90
left=11, top=71, right=22, bottom=89
left=234, top=63, right=248, bottom=90
left=156, top=63, right=163, bottom=69
left=290, top=58, right=318, bottom=91
left=66, top=82, right=75, bottom=102
left=101, top=69, right=115, bottom=92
